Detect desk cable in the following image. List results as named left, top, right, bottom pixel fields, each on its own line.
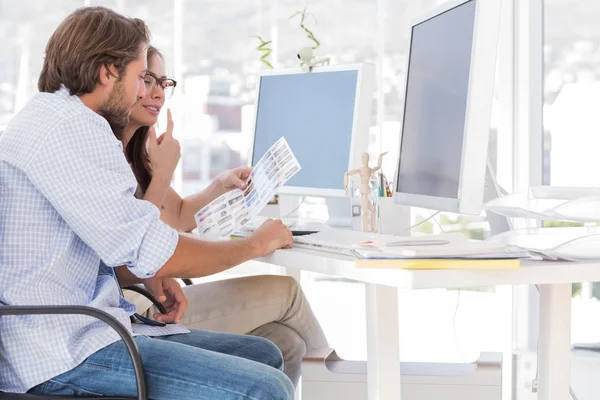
left=531, top=284, right=579, bottom=400
left=432, top=213, right=465, bottom=363
left=452, top=288, right=465, bottom=363
left=280, top=197, right=306, bottom=219
left=398, top=210, right=442, bottom=234
left=397, top=211, right=465, bottom=362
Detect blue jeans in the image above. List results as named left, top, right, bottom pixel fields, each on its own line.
left=28, top=329, right=294, bottom=399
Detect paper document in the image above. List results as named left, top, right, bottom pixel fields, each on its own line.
left=351, top=242, right=530, bottom=260
left=355, top=258, right=521, bottom=270
left=195, top=137, right=301, bottom=238
left=484, top=227, right=600, bottom=261
left=132, top=322, right=191, bottom=337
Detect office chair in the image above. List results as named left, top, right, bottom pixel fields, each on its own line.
left=0, top=282, right=176, bottom=399
left=0, top=305, right=147, bottom=400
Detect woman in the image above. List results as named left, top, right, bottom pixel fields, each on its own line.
left=121, top=46, right=329, bottom=387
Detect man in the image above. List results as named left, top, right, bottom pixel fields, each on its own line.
left=0, top=6, right=294, bottom=399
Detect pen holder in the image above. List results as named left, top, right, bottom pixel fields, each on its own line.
left=348, top=175, right=379, bottom=232
left=347, top=176, right=410, bottom=234
left=376, top=197, right=411, bottom=235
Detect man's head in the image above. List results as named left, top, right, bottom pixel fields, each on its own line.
left=38, top=6, right=151, bottom=132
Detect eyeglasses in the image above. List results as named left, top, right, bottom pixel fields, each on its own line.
left=143, top=72, right=177, bottom=98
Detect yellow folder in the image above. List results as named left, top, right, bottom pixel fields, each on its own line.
left=355, top=258, right=520, bottom=270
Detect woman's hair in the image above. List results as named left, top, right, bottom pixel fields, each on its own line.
left=125, top=46, right=163, bottom=197
left=38, top=6, right=150, bottom=95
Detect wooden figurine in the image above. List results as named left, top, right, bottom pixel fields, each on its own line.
left=344, top=151, right=387, bottom=232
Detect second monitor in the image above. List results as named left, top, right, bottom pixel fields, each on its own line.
left=393, top=0, right=502, bottom=215
left=249, top=63, right=376, bottom=199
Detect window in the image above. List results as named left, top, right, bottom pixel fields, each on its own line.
left=0, top=1, right=82, bottom=124
left=544, top=0, right=600, bottom=348
left=544, top=0, right=600, bottom=187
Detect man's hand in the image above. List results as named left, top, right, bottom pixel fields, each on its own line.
left=144, top=278, right=188, bottom=324
left=216, top=166, right=253, bottom=193
left=249, top=219, right=293, bottom=257
left=143, top=277, right=167, bottom=303
left=147, top=109, right=180, bottom=182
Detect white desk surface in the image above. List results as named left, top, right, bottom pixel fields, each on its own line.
left=259, top=246, right=600, bottom=290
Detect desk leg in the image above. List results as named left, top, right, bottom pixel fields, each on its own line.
left=537, top=283, right=571, bottom=400
left=283, top=267, right=302, bottom=283
left=365, top=283, right=401, bottom=400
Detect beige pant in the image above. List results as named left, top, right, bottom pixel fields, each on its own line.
left=126, top=275, right=329, bottom=386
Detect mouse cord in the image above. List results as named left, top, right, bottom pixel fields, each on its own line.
left=397, top=210, right=443, bottom=235
left=281, top=197, right=306, bottom=219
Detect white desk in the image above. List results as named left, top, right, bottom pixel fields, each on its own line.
left=259, top=247, right=600, bottom=400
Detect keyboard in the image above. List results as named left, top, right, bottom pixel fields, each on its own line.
left=292, top=228, right=399, bottom=254
left=293, top=228, right=465, bottom=255
left=242, top=216, right=326, bottom=235
left=241, top=220, right=461, bottom=255
left=241, top=216, right=298, bottom=231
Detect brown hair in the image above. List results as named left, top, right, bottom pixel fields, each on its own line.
left=38, top=6, right=151, bottom=95
left=125, top=46, right=163, bottom=197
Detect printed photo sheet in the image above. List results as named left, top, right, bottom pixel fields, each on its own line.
left=195, top=137, right=301, bottom=238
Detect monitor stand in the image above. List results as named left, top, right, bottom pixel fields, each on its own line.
left=483, top=159, right=512, bottom=236
left=325, top=197, right=352, bottom=228
left=267, top=195, right=351, bottom=228
left=386, top=159, right=510, bottom=237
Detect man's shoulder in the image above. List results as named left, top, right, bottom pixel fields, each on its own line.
left=32, top=90, right=104, bottom=127
left=0, top=90, right=115, bottom=167
left=7, top=91, right=97, bottom=134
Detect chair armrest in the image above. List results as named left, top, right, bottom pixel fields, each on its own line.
left=123, top=285, right=167, bottom=315
left=0, top=305, right=147, bottom=400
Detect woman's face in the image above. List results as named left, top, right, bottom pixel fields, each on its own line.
left=129, top=54, right=167, bottom=127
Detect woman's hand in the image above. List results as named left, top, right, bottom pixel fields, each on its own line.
left=216, top=166, right=253, bottom=193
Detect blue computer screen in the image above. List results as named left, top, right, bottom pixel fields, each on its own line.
left=396, top=0, right=476, bottom=199
left=252, top=70, right=358, bottom=191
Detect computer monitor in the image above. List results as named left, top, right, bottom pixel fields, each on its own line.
left=393, top=0, right=502, bottom=215
left=249, top=63, right=376, bottom=198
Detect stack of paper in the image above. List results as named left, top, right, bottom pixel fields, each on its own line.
left=353, top=241, right=528, bottom=270
left=483, top=186, right=600, bottom=223
left=355, top=258, right=522, bottom=270
left=486, top=227, right=600, bottom=261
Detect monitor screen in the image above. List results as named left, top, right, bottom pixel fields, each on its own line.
left=252, top=70, right=358, bottom=191
left=396, top=0, right=476, bottom=200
